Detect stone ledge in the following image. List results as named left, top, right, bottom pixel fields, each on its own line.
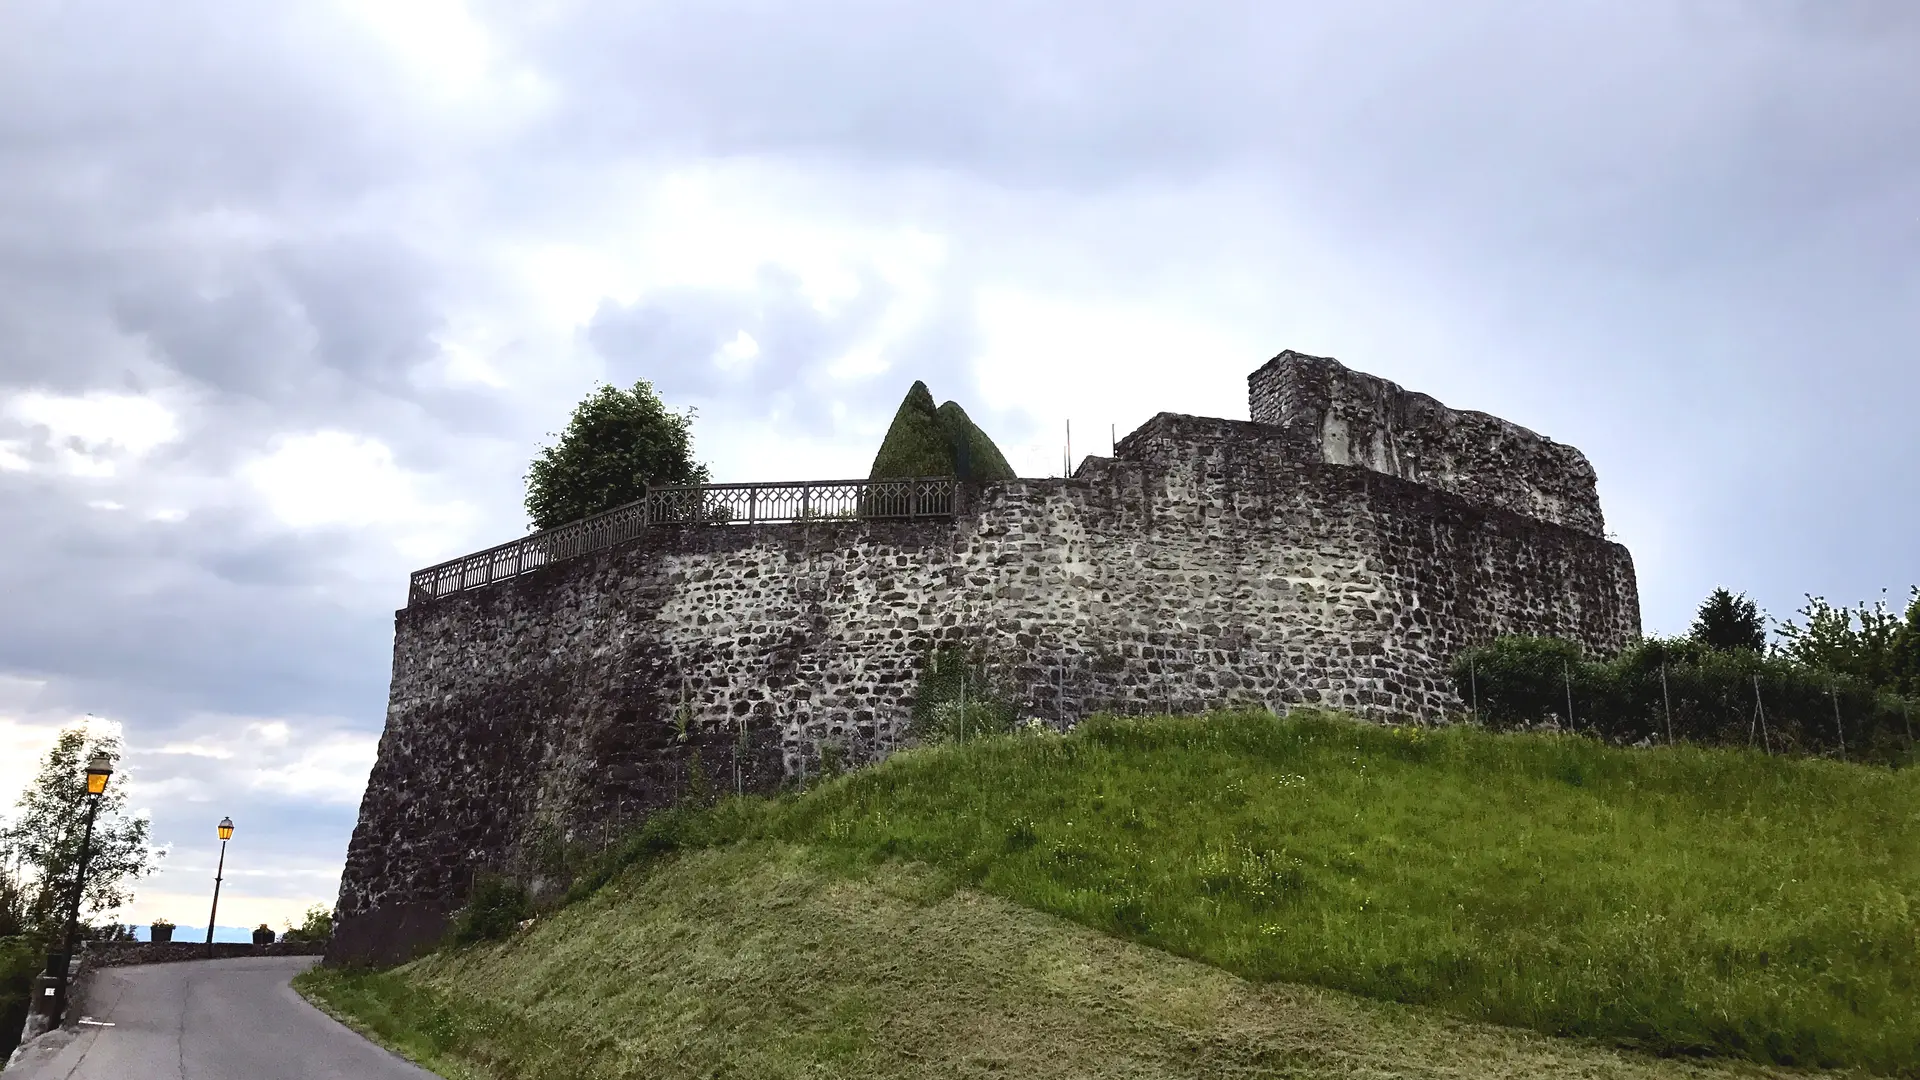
left=82, top=940, right=329, bottom=968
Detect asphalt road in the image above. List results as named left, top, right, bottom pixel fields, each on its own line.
left=3, top=956, right=442, bottom=1080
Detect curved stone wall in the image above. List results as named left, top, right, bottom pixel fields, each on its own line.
left=330, top=353, right=1640, bottom=965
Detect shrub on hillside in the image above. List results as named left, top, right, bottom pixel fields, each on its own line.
left=282, top=904, right=333, bottom=943
left=909, top=644, right=1020, bottom=744
left=1776, top=588, right=1920, bottom=696
left=1452, top=635, right=1918, bottom=763
left=447, top=874, right=532, bottom=947
left=0, top=936, right=40, bottom=1057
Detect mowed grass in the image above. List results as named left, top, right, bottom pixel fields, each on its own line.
left=306, top=709, right=1920, bottom=1076
left=300, top=843, right=1836, bottom=1080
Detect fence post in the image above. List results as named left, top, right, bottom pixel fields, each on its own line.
left=1469, top=658, right=1478, bottom=722
left=1829, top=680, right=1847, bottom=763
left=1660, top=662, right=1673, bottom=746
left=1750, top=673, right=1771, bottom=754
left=1563, top=661, right=1575, bottom=733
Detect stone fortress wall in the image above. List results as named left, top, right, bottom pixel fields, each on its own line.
left=330, top=350, right=1641, bottom=965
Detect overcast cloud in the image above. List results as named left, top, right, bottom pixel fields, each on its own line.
left=1, top=0, right=1913, bottom=926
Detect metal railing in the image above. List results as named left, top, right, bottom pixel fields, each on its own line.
left=407, top=477, right=961, bottom=606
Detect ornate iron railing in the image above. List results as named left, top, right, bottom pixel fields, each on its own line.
left=407, top=477, right=961, bottom=606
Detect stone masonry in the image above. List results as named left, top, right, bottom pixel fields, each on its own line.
left=330, top=349, right=1640, bottom=965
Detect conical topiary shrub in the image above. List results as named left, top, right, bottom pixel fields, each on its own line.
left=869, top=381, right=953, bottom=479
left=933, top=400, right=1015, bottom=483
left=868, top=382, right=1016, bottom=483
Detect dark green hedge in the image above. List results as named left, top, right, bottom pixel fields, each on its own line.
left=1452, top=636, right=1918, bottom=765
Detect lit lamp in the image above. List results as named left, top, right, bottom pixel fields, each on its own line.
left=85, top=754, right=111, bottom=795
left=51, top=752, right=113, bottom=1024
left=206, top=817, right=233, bottom=958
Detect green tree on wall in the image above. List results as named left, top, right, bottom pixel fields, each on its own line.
left=1688, top=588, right=1767, bottom=653
left=524, top=380, right=712, bottom=532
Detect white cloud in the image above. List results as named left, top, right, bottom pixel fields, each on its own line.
left=247, top=730, right=379, bottom=804
left=339, top=0, right=525, bottom=110
left=1, top=390, right=182, bottom=477
left=6, top=391, right=180, bottom=456
left=239, top=429, right=480, bottom=560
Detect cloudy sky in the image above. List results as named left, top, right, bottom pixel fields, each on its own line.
left=1, top=0, right=1914, bottom=927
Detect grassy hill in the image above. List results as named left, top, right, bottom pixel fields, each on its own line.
left=300, top=710, right=1919, bottom=1078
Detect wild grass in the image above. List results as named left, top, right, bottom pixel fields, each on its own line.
left=756, top=710, right=1918, bottom=1071
left=300, top=843, right=1833, bottom=1080
left=309, top=708, right=1920, bottom=1075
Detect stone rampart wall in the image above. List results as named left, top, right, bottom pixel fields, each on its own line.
left=1248, top=350, right=1606, bottom=535
left=331, top=411, right=1638, bottom=965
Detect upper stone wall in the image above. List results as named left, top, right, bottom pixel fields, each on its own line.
left=1247, top=350, right=1607, bottom=536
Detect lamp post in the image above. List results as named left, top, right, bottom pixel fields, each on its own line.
left=205, top=817, right=233, bottom=959
left=49, top=752, right=113, bottom=1025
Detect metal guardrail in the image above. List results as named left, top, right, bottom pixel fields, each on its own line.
left=407, top=477, right=961, bottom=606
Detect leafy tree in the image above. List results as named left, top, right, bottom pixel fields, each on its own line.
left=1688, top=588, right=1767, bottom=653
left=0, top=728, right=158, bottom=937
left=869, top=381, right=1015, bottom=482
left=1885, top=588, right=1920, bottom=697
left=282, top=903, right=333, bottom=943
left=1775, top=589, right=1910, bottom=692
left=523, top=380, right=711, bottom=532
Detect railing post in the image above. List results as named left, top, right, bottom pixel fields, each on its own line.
left=749, top=485, right=757, bottom=525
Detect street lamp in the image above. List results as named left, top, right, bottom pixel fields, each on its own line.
left=206, top=817, right=233, bottom=958
left=50, top=752, right=113, bottom=1024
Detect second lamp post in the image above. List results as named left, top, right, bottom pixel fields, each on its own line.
left=205, top=816, right=233, bottom=958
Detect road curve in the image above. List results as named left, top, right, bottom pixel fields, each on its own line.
left=3, top=956, right=441, bottom=1080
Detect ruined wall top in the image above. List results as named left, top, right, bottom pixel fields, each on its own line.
left=1247, top=350, right=1606, bottom=536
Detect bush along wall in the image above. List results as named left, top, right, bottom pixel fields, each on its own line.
left=909, top=642, right=1023, bottom=745
left=1452, top=636, right=1919, bottom=765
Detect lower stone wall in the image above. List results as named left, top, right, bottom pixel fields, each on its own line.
left=331, top=413, right=1639, bottom=964
left=82, top=940, right=329, bottom=968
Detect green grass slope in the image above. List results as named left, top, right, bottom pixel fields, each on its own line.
left=303, top=710, right=1919, bottom=1077
left=305, top=844, right=1833, bottom=1080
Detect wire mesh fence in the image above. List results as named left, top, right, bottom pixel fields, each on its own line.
left=1456, top=638, right=1918, bottom=765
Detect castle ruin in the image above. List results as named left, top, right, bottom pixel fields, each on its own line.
left=330, top=350, right=1640, bottom=964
